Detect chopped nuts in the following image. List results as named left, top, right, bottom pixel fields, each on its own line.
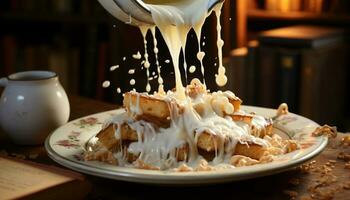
left=312, top=125, right=337, bottom=138
left=345, top=162, right=350, bottom=169
left=28, top=153, right=39, bottom=160
left=283, top=190, right=298, bottom=198
left=341, top=135, right=350, bottom=146
left=288, top=178, right=300, bottom=186
left=337, top=152, right=350, bottom=162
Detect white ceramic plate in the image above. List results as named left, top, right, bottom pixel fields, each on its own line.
left=45, top=106, right=327, bottom=185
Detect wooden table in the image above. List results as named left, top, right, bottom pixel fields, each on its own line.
left=1, top=96, right=349, bottom=200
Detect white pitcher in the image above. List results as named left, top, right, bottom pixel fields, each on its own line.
left=0, top=71, right=70, bottom=145
left=98, top=0, right=223, bottom=26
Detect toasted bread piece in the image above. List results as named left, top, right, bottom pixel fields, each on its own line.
left=196, top=124, right=272, bottom=153
left=96, top=124, right=119, bottom=150
left=196, top=131, right=267, bottom=160
left=229, top=97, right=242, bottom=112
left=120, top=123, right=138, bottom=141
left=123, top=92, right=171, bottom=127
left=197, top=140, right=266, bottom=161
left=230, top=113, right=254, bottom=124
left=95, top=123, right=138, bottom=152
left=230, top=114, right=274, bottom=137
left=196, top=131, right=223, bottom=152
left=234, top=143, right=267, bottom=160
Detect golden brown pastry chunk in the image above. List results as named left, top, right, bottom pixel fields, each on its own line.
left=229, top=97, right=242, bottom=112
left=234, top=143, right=267, bottom=160
left=95, top=124, right=119, bottom=150
left=196, top=131, right=267, bottom=160
left=123, top=92, right=172, bottom=127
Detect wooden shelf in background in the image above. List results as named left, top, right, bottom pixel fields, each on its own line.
left=247, top=9, right=350, bottom=25
left=0, top=12, right=114, bottom=25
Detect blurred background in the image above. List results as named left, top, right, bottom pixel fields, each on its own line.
left=0, top=0, right=349, bottom=131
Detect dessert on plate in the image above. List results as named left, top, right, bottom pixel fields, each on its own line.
left=84, top=79, right=299, bottom=171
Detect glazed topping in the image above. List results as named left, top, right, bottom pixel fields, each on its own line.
left=109, top=80, right=272, bottom=169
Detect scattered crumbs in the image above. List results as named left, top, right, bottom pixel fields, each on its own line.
left=343, top=181, right=350, bottom=189
left=117, top=87, right=121, bottom=94
left=341, top=135, right=350, bottom=146
left=165, top=59, right=170, bottom=64
left=0, top=150, right=8, bottom=156
left=102, top=80, right=110, bottom=88
left=128, top=69, right=136, bottom=74
left=345, top=162, right=350, bottom=169
left=299, top=195, right=312, bottom=200
left=28, top=154, right=39, bottom=160
left=11, top=153, right=26, bottom=160
left=312, top=125, right=337, bottom=138
left=299, top=160, right=316, bottom=173
left=110, top=65, right=119, bottom=71
left=337, top=152, right=350, bottom=161
left=288, top=178, right=300, bottom=186
left=283, top=190, right=298, bottom=199
left=123, top=57, right=126, bottom=61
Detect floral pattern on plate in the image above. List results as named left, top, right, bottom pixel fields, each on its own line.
left=45, top=107, right=327, bottom=185
left=55, top=131, right=81, bottom=149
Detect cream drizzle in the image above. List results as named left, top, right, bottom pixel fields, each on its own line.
left=213, top=4, right=227, bottom=87
left=140, top=26, right=152, bottom=93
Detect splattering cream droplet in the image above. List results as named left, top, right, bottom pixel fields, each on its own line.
left=197, top=52, right=205, bottom=60
left=215, top=73, right=227, bottom=87
left=117, top=87, right=121, bottom=93
left=132, top=51, right=142, bottom=60
left=110, top=65, right=119, bottom=71
left=128, top=69, right=135, bottom=74
left=165, top=59, right=170, bottom=64
left=123, top=57, right=126, bottom=61
left=102, top=80, right=110, bottom=88
left=189, top=65, right=196, bottom=73
left=130, top=79, right=136, bottom=86
left=146, top=84, right=151, bottom=92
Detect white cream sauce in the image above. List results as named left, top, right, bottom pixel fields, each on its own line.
left=108, top=85, right=271, bottom=169
left=97, top=1, right=272, bottom=170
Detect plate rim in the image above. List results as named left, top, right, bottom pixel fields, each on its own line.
left=45, top=107, right=328, bottom=185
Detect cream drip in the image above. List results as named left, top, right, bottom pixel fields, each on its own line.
left=140, top=26, right=152, bottom=93
left=213, top=4, right=227, bottom=87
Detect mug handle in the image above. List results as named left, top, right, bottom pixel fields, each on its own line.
left=0, top=77, right=8, bottom=87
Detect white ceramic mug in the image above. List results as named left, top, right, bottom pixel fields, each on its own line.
left=0, top=71, right=70, bottom=145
